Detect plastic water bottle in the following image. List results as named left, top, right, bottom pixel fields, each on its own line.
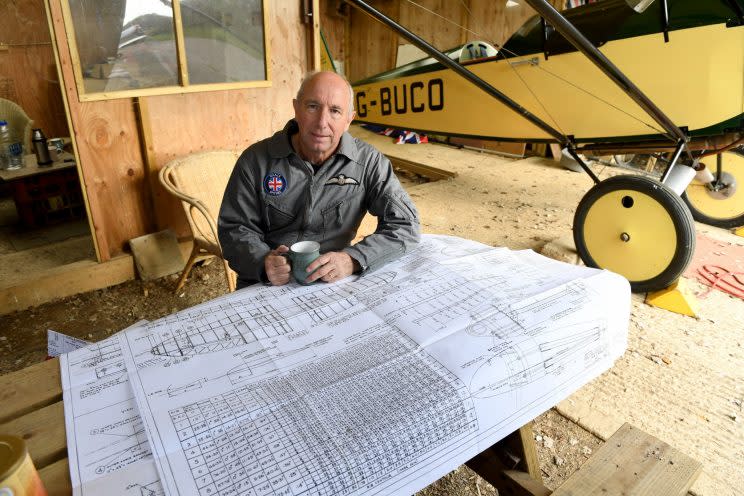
left=0, top=121, right=9, bottom=169
left=0, top=120, right=24, bottom=170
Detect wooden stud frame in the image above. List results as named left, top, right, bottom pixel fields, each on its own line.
left=43, top=0, right=102, bottom=262
left=59, top=0, right=272, bottom=102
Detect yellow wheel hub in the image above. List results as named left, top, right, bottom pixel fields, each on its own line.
left=685, top=151, right=744, bottom=220
left=583, top=189, right=677, bottom=282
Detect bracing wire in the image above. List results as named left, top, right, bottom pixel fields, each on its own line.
left=403, top=0, right=482, bottom=39
left=404, top=0, right=565, bottom=133
left=529, top=65, right=669, bottom=138
left=402, top=0, right=668, bottom=139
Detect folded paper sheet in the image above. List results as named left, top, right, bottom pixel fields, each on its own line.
left=63, top=235, right=630, bottom=495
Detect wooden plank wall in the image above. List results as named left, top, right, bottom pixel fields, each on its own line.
left=398, top=1, right=466, bottom=50
left=0, top=0, right=68, bottom=141
left=47, top=0, right=309, bottom=260
left=347, top=0, right=400, bottom=83
left=320, top=0, right=349, bottom=73
left=322, top=0, right=565, bottom=82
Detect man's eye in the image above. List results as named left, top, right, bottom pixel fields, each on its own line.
left=307, top=104, right=318, bottom=110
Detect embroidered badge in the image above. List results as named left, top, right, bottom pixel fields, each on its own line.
left=263, top=172, right=287, bottom=196
left=325, top=174, right=359, bottom=186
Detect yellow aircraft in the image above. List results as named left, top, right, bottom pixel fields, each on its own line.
left=345, top=0, right=744, bottom=293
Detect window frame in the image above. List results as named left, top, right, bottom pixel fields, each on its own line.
left=60, top=0, right=271, bottom=101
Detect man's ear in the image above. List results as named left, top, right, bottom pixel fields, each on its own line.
left=292, top=99, right=299, bottom=115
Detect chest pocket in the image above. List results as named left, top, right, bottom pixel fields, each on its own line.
left=264, top=200, right=296, bottom=232
left=322, top=198, right=364, bottom=239
left=322, top=199, right=351, bottom=235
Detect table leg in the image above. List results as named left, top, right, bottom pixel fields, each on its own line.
left=465, top=421, right=551, bottom=496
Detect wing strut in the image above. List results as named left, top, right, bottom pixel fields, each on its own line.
left=344, top=0, right=602, bottom=184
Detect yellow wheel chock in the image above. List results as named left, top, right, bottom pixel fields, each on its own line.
left=645, top=278, right=699, bottom=317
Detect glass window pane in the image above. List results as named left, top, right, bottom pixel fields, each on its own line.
left=68, top=0, right=179, bottom=93
left=180, top=0, right=267, bottom=85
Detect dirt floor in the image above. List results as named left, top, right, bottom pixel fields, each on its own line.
left=1, top=126, right=742, bottom=493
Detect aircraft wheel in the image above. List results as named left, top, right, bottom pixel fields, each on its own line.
left=573, top=174, right=695, bottom=293
left=682, top=150, right=744, bottom=228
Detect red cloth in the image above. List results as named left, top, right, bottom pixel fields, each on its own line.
left=684, top=234, right=744, bottom=299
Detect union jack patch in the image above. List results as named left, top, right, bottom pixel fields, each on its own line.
left=263, top=172, right=287, bottom=196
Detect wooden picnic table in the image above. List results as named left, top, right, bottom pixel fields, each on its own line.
left=0, top=357, right=703, bottom=496
left=0, top=357, right=547, bottom=495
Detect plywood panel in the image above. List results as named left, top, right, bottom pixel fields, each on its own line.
left=6, top=46, right=68, bottom=138
left=320, top=0, right=348, bottom=73
left=75, top=100, right=153, bottom=255
left=0, top=0, right=49, bottom=45
left=142, top=1, right=308, bottom=237
left=0, top=0, right=69, bottom=141
left=467, top=0, right=509, bottom=46
left=398, top=0, right=463, bottom=51
left=348, top=0, right=399, bottom=82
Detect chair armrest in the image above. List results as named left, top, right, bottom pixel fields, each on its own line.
left=158, top=164, right=224, bottom=255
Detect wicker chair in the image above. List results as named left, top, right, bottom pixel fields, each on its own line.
left=0, top=98, right=34, bottom=152
left=159, top=150, right=239, bottom=293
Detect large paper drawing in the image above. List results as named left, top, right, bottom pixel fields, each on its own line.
left=95, top=235, right=626, bottom=495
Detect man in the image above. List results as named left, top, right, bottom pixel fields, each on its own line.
left=218, top=71, right=420, bottom=289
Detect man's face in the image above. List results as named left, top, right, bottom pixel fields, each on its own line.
left=292, top=73, right=355, bottom=164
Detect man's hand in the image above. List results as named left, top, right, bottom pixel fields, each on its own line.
left=305, top=251, right=359, bottom=284
left=264, top=245, right=291, bottom=285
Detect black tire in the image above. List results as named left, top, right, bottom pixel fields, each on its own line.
left=681, top=150, right=744, bottom=228
left=573, top=175, right=695, bottom=293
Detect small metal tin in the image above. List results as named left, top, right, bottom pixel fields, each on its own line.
left=0, top=435, right=47, bottom=496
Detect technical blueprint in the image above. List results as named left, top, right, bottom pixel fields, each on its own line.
left=60, top=323, right=165, bottom=496
left=107, top=234, right=628, bottom=496
left=48, top=329, right=89, bottom=357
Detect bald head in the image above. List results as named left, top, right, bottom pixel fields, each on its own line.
left=296, top=71, right=355, bottom=116
left=292, top=70, right=356, bottom=164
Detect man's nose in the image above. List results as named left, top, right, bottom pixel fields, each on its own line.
left=316, top=107, right=332, bottom=127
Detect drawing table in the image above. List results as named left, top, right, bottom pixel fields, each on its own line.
left=0, top=357, right=546, bottom=495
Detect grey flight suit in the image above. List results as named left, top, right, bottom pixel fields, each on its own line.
left=218, top=120, right=421, bottom=288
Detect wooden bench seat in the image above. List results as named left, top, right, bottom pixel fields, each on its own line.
left=468, top=422, right=701, bottom=496
left=552, top=423, right=701, bottom=496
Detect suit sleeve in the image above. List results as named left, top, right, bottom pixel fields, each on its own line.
left=343, top=152, right=421, bottom=272
left=218, top=150, right=272, bottom=283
